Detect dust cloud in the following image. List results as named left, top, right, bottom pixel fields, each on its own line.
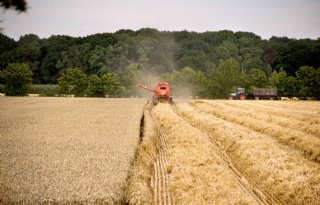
left=135, top=72, right=161, bottom=98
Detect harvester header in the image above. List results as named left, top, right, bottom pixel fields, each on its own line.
left=137, top=84, right=156, bottom=93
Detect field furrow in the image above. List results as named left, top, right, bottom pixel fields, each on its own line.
left=191, top=100, right=320, bottom=162
left=175, top=102, right=320, bottom=205
left=126, top=102, right=157, bottom=205
left=154, top=129, right=171, bottom=205
left=152, top=103, right=262, bottom=204
left=154, top=158, right=160, bottom=205
left=159, top=129, right=172, bottom=205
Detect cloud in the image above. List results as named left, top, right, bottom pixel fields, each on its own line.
left=2, top=0, right=320, bottom=40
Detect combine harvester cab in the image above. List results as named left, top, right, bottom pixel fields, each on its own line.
left=138, top=82, right=173, bottom=105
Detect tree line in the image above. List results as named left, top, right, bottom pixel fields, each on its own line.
left=0, top=28, right=319, bottom=98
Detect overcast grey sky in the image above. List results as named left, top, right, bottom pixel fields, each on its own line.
left=1, top=0, right=320, bottom=40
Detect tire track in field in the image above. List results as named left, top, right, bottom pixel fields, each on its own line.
left=153, top=126, right=172, bottom=205
left=172, top=106, right=272, bottom=205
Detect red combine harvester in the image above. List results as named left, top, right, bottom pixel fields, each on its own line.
left=137, top=82, right=173, bottom=105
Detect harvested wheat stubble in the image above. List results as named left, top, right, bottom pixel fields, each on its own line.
left=217, top=100, right=320, bottom=137
left=224, top=100, right=320, bottom=125
left=193, top=100, right=320, bottom=162
left=152, top=103, right=261, bottom=205
left=0, top=97, right=146, bottom=204
left=175, top=102, right=320, bottom=205
left=253, top=100, right=320, bottom=114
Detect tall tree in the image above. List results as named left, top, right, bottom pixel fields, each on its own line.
left=296, top=66, right=318, bottom=98
left=58, top=68, right=87, bottom=96
left=249, top=68, right=268, bottom=88
left=0, top=63, right=32, bottom=96
left=101, top=72, right=121, bottom=96
left=56, top=43, right=93, bottom=74
left=40, top=35, right=77, bottom=83
left=208, top=58, right=241, bottom=98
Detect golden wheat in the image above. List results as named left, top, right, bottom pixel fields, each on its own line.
left=0, top=97, right=146, bottom=204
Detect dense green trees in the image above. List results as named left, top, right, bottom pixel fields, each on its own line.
left=58, top=68, right=121, bottom=97
left=0, top=63, right=32, bottom=95
left=0, top=29, right=319, bottom=99
left=249, top=68, right=269, bottom=88
left=58, top=68, right=87, bottom=96
left=296, top=66, right=320, bottom=98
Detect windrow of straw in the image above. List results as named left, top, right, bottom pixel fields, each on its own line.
left=126, top=101, right=158, bottom=205
left=152, top=103, right=261, bottom=204
left=253, top=100, right=320, bottom=112
left=175, top=102, right=320, bottom=205
left=223, top=100, right=320, bottom=125
left=191, top=100, right=320, bottom=162
left=216, top=100, right=320, bottom=137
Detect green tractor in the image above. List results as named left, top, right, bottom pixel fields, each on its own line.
left=229, top=87, right=246, bottom=100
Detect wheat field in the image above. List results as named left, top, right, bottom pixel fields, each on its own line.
left=0, top=97, right=146, bottom=204
left=1, top=97, right=319, bottom=204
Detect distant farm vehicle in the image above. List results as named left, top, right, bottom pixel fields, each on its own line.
left=253, top=88, right=277, bottom=100
left=229, top=87, right=246, bottom=100
left=137, top=82, right=173, bottom=105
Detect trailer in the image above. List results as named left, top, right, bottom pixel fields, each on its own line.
left=253, top=88, right=277, bottom=100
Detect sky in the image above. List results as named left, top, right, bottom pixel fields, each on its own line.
left=1, top=0, right=320, bottom=40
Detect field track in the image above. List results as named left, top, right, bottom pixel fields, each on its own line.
left=153, top=129, right=172, bottom=205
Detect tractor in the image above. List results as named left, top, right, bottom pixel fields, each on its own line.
left=137, top=82, right=173, bottom=105
left=229, top=87, right=246, bottom=100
